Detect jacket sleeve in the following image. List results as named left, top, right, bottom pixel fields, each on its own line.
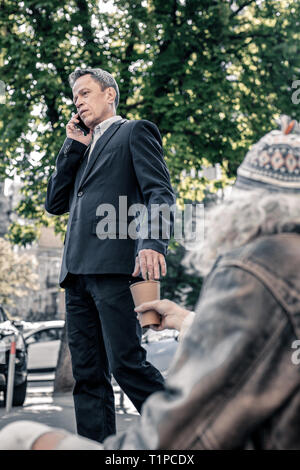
left=129, top=120, right=176, bottom=256
left=102, top=263, right=299, bottom=450
left=45, top=138, right=88, bottom=215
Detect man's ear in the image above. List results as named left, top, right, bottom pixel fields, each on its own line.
left=107, top=87, right=116, bottom=106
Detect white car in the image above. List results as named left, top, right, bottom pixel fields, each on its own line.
left=23, top=320, right=179, bottom=376
left=141, top=328, right=179, bottom=376
left=24, top=321, right=65, bottom=372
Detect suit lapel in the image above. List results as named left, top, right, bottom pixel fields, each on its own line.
left=79, top=119, right=126, bottom=188
left=83, top=144, right=91, bottom=159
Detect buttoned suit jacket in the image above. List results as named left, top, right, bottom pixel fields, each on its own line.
left=45, top=119, right=176, bottom=287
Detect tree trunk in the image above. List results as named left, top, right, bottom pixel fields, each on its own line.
left=53, top=322, right=75, bottom=395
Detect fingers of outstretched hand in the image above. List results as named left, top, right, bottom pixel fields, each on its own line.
left=134, top=299, right=164, bottom=315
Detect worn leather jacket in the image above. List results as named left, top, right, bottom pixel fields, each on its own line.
left=103, top=232, right=300, bottom=450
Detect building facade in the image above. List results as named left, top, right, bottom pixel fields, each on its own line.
left=0, top=181, right=65, bottom=320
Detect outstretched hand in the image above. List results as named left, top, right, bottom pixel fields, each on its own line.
left=134, top=299, right=192, bottom=332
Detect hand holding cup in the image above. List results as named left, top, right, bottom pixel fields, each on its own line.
left=135, top=299, right=192, bottom=332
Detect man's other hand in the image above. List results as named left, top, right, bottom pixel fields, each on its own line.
left=132, top=249, right=166, bottom=280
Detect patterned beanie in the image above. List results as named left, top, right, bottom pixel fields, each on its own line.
left=235, top=115, right=300, bottom=192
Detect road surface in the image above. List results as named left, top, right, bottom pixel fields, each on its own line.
left=0, top=372, right=140, bottom=437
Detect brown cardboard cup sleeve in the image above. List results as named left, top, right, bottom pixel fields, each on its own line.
left=130, top=280, right=161, bottom=328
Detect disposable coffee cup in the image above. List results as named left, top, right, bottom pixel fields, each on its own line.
left=130, top=280, right=161, bottom=328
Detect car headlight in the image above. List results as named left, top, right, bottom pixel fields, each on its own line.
left=0, top=333, right=24, bottom=351
left=0, top=334, right=25, bottom=365
left=0, top=335, right=12, bottom=364
left=0, top=334, right=13, bottom=350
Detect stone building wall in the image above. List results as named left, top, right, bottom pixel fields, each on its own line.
left=0, top=181, right=65, bottom=320
left=10, top=227, right=66, bottom=321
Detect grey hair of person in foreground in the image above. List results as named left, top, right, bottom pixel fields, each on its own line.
left=182, top=187, right=300, bottom=278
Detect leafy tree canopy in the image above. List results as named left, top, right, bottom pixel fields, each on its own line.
left=0, top=0, right=300, bottom=244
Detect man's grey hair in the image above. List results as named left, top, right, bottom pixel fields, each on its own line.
left=69, top=68, right=120, bottom=109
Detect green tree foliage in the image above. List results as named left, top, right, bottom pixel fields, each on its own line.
left=2, top=0, right=299, bottom=386
left=1, top=0, right=300, bottom=242
left=161, top=241, right=202, bottom=308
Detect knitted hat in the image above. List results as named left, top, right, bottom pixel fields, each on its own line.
left=235, top=115, right=300, bottom=193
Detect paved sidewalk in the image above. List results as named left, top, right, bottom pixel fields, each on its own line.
left=0, top=389, right=140, bottom=437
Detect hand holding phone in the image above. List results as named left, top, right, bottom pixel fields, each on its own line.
left=75, top=115, right=91, bottom=136
left=66, top=113, right=93, bottom=146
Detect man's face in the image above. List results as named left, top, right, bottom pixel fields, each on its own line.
left=72, top=74, right=115, bottom=129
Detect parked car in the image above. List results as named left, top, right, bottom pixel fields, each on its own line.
left=142, top=328, right=179, bottom=377
left=24, top=320, right=178, bottom=376
left=0, top=306, right=28, bottom=406
left=23, top=320, right=65, bottom=372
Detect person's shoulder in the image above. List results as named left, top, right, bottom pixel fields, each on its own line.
left=127, top=120, right=161, bottom=142
left=240, top=233, right=300, bottom=262
left=125, top=119, right=159, bottom=129
left=220, top=233, right=300, bottom=286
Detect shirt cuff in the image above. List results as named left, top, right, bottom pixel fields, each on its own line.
left=0, top=420, right=104, bottom=450
left=0, top=420, right=54, bottom=450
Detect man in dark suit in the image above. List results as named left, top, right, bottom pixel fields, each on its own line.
left=45, top=68, right=175, bottom=443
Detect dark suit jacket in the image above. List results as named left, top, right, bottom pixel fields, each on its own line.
left=45, top=119, right=176, bottom=286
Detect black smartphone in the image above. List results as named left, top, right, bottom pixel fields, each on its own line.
left=75, top=115, right=91, bottom=136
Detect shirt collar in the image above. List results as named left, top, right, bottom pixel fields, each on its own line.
left=94, top=115, right=122, bottom=135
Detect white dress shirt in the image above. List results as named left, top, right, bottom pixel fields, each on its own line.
left=88, top=115, right=122, bottom=160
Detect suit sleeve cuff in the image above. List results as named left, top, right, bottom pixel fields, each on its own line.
left=62, top=137, right=88, bottom=156
left=136, top=239, right=168, bottom=256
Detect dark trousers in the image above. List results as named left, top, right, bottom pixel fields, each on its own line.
left=64, top=273, right=165, bottom=443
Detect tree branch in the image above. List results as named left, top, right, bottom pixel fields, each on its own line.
left=73, top=0, right=103, bottom=67
left=230, top=0, right=256, bottom=18
left=228, top=32, right=275, bottom=41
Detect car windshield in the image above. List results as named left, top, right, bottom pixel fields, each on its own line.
left=27, top=327, right=63, bottom=344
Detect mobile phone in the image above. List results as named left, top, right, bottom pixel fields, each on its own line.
left=75, top=115, right=91, bottom=136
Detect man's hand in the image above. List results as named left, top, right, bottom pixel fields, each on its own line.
left=134, top=299, right=192, bottom=331
left=132, top=249, right=166, bottom=280
left=66, top=112, right=93, bottom=146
